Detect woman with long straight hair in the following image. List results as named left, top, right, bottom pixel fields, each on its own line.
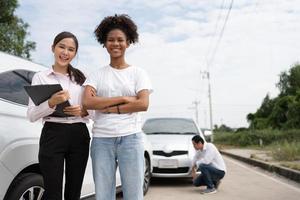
left=27, top=31, right=91, bottom=200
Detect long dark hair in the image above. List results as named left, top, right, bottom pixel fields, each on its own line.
left=53, top=31, right=86, bottom=85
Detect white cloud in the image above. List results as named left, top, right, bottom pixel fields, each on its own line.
left=15, top=0, right=300, bottom=128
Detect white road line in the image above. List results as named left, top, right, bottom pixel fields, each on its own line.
left=224, top=156, right=300, bottom=192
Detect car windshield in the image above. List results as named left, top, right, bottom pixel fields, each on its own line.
left=142, top=118, right=199, bottom=135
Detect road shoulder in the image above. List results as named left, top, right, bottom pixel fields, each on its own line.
left=220, top=148, right=300, bottom=183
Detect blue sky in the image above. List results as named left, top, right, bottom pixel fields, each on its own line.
left=16, top=0, right=300, bottom=128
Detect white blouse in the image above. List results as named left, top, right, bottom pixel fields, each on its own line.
left=27, top=68, right=90, bottom=124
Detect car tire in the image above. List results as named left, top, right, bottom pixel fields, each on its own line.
left=4, top=172, right=44, bottom=200
left=143, top=157, right=151, bottom=195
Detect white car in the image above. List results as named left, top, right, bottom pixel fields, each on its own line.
left=143, top=117, right=205, bottom=178
left=0, top=51, right=152, bottom=200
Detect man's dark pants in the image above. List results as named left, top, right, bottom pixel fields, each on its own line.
left=193, top=164, right=225, bottom=189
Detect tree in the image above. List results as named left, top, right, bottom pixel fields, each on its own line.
left=268, top=96, right=293, bottom=129
left=247, top=94, right=275, bottom=129
left=256, top=94, right=274, bottom=118
left=246, top=113, right=255, bottom=124
left=277, top=63, right=300, bottom=96
left=0, top=0, right=36, bottom=59
left=283, top=91, right=300, bottom=129
left=247, top=63, right=300, bottom=130
left=214, top=124, right=233, bottom=132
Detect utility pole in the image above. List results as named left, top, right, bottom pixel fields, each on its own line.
left=201, top=71, right=214, bottom=142
left=192, top=100, right=200, bottom=125
left=204, top=109, right=207, bottom=128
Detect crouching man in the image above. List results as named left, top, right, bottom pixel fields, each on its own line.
left=191, top=135, right=226, bottom=194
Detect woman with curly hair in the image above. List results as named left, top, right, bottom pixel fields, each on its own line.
left=83, top=14, right=152, bottom=200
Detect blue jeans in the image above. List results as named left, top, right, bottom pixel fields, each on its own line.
left=193, top=164, right=225, bottom=189
left=91, top=133, right=144, bottom=200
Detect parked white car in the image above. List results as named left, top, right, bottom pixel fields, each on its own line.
left=0, top=51, right=152, bottom=200
left=142, top=117, right=205, bottom=178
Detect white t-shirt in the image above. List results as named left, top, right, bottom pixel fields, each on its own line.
left=84, top=65, right=153, bottom=137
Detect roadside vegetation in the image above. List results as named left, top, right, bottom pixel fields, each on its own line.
left=213, top=130, right=300, bottom=170
left=213, top=63, right=300, bottom=170
left=214, top=129, right=300, bottom=147
left=214, top=130, right=300, bottom=157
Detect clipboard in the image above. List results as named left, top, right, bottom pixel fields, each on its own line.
left=24, top=84, right=73, bottom=117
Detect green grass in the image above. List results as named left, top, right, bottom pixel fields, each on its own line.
left=280, top=162, right=300, bottom=171
left=214, top=129, right=300, bottom=147
left=269, top=141, right=300, bottom=161
left=214, top=130, right=300, bottom=162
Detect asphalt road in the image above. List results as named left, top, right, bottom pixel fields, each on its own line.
left=88, top=156, right=300, bottom=200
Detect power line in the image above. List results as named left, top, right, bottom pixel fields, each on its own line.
left=205, top=0, right=226, bottom=65
left=199, top=0, right=234, bottom=140
left=207, top=0, right=234, bottom=70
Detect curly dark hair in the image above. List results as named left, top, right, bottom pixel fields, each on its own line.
left=94, top=14, right=139, bottom=45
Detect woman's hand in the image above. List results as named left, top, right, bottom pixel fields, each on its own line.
left=63, top=105, right=86, bottom=117
left=48, top=90, right=70, bottom=108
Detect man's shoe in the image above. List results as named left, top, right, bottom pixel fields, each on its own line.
left=214, top=180, right=221, bottom=189
left=200, top=188, right=217, bottom=194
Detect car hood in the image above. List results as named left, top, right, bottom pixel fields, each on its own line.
left=0, top=51, right=47, bottom=72
left=146, top=134, right=195, bottom=152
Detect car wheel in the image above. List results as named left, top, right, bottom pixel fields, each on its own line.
left=143, top=157, right=151, bottom=195
left=4, top=172, right=44, bottom=200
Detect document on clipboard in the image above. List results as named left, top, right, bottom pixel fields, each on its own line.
left=24, top=84, right=73, bottom=117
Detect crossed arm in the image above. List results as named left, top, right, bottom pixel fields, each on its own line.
left=82, top=85, right=150, bottom=113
